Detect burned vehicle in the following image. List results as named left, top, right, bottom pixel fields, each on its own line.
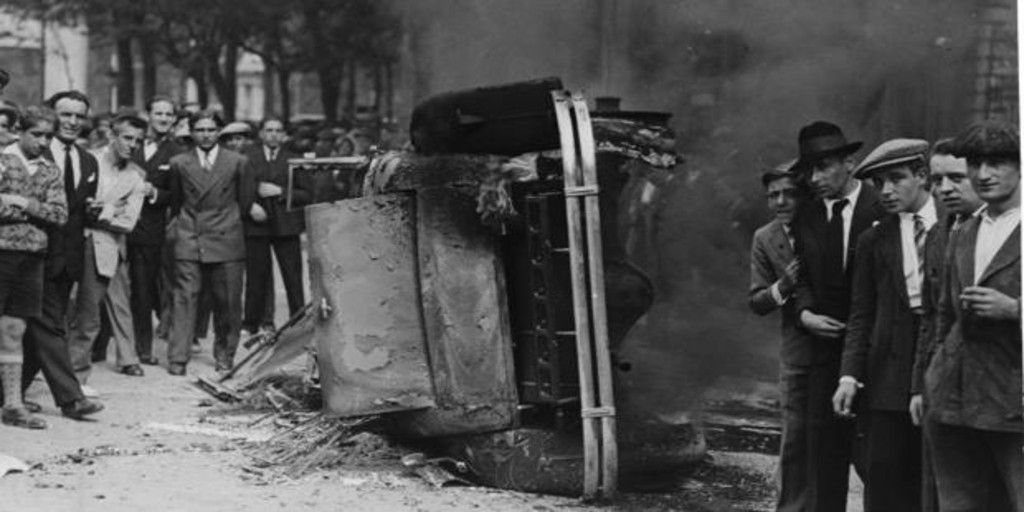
left=286, top=78, right=691, bottom=497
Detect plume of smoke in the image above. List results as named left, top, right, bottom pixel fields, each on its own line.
left=394, top=0, right=997, bottom=417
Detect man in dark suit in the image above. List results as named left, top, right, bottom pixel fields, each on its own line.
left=242, top=116, right=309, bottom=334
left=21, top=90, right=103, bottom=417
left=790, top=121, right=886, bottom=510
left=748, top=159, right=817, bottom=512
left=126, top=97, right=186, bottom=366
left=833, top=138, right=939, bottom=512
left=166, top=110, right=255, bottom=376
left=924, top=120, right=1022, bottom=510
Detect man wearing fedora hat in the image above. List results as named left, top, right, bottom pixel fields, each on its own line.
left=790, top=121, right=886, bottom=510
left=832, top=138, right=942, bottom=512
left=748, top=159, right=817, bottom=511
left=923, top=120, right=1022, bottom=511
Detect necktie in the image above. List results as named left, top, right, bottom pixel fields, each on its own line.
left=201, top=151, right=212, bottom=171
left=826, top=199, right=849, bottom=273
left=63, top=143, right=75, bottom=198
left=269, top=148, right=277, bottom=162
left=913, top=214, right=927, bottom=278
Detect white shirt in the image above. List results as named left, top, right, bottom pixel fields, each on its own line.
left=823, top=180, right=863, bottom=269
left=50, top=138, right=81, bottom=186
left=898, top=196, right=937, bottom=308
left=196, top=145, right=220, bottom=171
left=974, top=205, right=1020, bottom=284
left=2, top=143, right=44, bottom=176
left=143, top=139, right=159, bottom=161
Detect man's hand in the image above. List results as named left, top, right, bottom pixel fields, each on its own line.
left=961, top=286, right=1020, bottom=320
left=258, top=182, right=283, bottom=198
left=142, top=181, right=156, bottom=199
left=250, top=203, right=268, bottom=222
left=909, top=394, right=924, bottom=426
left=800, top=310, right=846, bottom=339
left=0, top=193, right=29, bottom=209
left=778, top=259, right=800, bottom=296
left=832, top=379, right=859, bottom=418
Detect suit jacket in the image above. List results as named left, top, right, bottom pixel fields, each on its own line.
left=87, top=148, right=146, bottom=278
left=168, top=147, right=255, bottom=263
left=841, top=206, right=947, bottom=411
left=128, top=137, right=186, bottom=246
left=911, top=212, right=957, bottom=395
left=242, top=145, right=311, bottom=237
left=793, top=184, right=886, bottom=360
left=925, top=214, right=1021, bottom=432
left=42, top=144, right=98, bottom=280
left=749, top=219, right=816, bottom=366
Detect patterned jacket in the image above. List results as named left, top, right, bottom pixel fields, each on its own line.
left=0, top=152, right=68, bottom=253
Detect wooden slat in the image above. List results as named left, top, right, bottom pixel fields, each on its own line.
left=551, top=90, right=600, bottom=499
left=571, top=93, right=619, bottom=498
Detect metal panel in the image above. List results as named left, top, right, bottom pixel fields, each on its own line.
left=307, top=194, right=435, bottom=417
left=391, top=188, right=519, bottom=437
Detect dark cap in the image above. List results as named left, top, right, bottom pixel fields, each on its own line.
left=794, top=121, right=863, bottom=171
left=761, top=158, right=798, bottom=187
left=951, top=120, right=1020, bottom=161
left=0, top=100, right=19, bottom=125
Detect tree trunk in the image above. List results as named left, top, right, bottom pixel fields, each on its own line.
left=194, top=68, right=209, bottom=108
left=140, top=35, right=158, bottom=102
left=372, top=64, right=382, bottom=118
left=209, top=43, right=239, bottom=121
left=116, top=35, right=135, bottom=109
left=278, top=68, right=292, bottom=122
left=318, top=63, right=342, bottom=123
left=345, top=58, right=357, bottom=120
left=385, top=63, right=394, bottom=122
left=263, top=64, right=275, bottom=119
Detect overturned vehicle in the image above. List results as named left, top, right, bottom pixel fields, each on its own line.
left=258, top=78, right=691, bottom=498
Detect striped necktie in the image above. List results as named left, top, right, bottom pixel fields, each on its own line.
left=913, top=214, right=927, bottom=278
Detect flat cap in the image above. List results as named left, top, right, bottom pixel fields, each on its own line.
left=219, top=121, right=251, bottom=137
left=951, top=120, right=1019, bottom=160
left=761, top=158, right=798, bottom=187
left=854, top=138, right=929, bottom=179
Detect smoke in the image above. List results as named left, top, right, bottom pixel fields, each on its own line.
left=393, top=0, right=998, bottom=416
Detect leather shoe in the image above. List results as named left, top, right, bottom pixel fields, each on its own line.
left=168, top=363, right=187, bottom=376
left=61, top=399, right=104, bottom=420
left=2, top=406, right=47, bottom=429
left=120, top=364, right=144, bottom=377
left=139, top=356, right=159, bottom=366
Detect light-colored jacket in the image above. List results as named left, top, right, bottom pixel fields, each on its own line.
left=88, top=147, right=145, bottom=278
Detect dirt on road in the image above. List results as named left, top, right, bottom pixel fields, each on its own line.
left=0, top=335, right=803, bottom=512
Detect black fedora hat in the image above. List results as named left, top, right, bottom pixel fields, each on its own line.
left=794, top=121, right=863, bottom=171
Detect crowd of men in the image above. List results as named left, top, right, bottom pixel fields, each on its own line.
left=750, top=119, right=1021, bottom=511
left=0, top=70, right=312, bottom=431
